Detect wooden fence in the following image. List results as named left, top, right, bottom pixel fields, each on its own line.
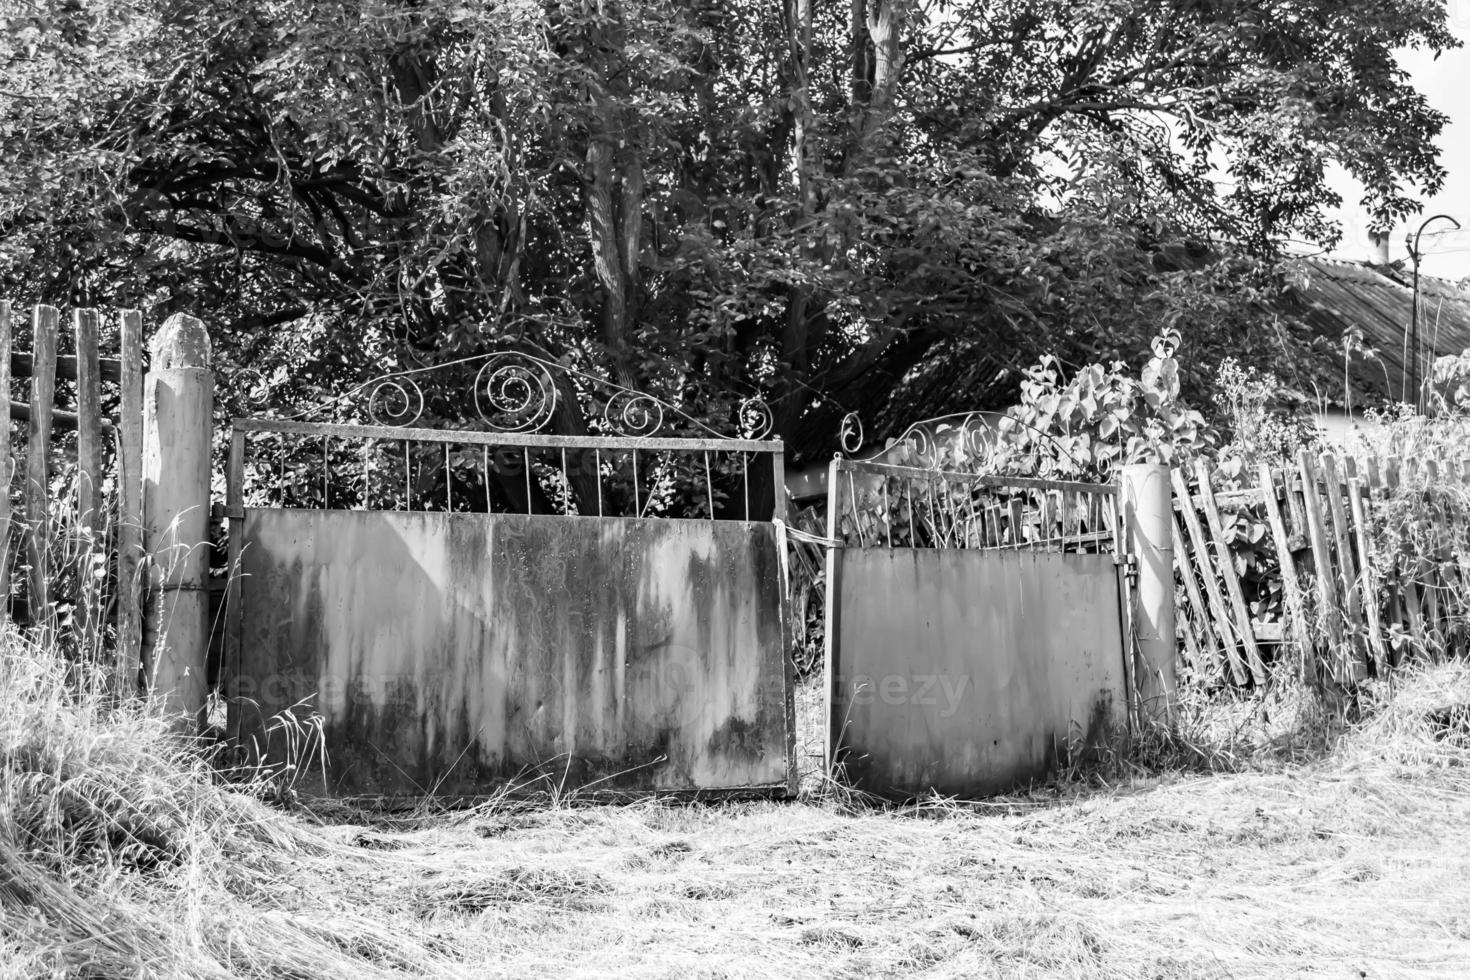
left=1174, top=447, right=1470, bottom=688
left=0, top=300, right=145, bottom=683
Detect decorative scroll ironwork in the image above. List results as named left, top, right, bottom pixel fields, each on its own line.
left=738, top=397, right=774, bottom=441
left=604, top=389, right=664, bottom=438
left=839, top=412, right=864, bottom=455
left=366, top=377, right=425, bottom=427
left=283, top=349, right=773, bottom=444
left=473, top=353, right=559, bottom=433
left=837, top=409, right=1082, bottom=475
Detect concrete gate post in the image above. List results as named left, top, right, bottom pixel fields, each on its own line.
left=1120, top=463, right=1177, bottom=723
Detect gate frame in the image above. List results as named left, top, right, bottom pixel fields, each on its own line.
left=224, top=415, right=797, bottom=801
left=821, top=454, right=1158, bottom=789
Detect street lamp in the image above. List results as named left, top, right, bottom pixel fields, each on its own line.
left=1407, top=213, right=1462, bottom=412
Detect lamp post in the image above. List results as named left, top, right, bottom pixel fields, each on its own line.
left=1407, top=213, right=1462, bottom=412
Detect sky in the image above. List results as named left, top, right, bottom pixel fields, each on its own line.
left=1325, top=3, right=1470, bottom=280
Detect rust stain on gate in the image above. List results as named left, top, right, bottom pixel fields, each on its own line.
left=228, top=510, right=792, bottom=799
left=824, top=453, right=1130, bottom=800
left=829, top=548, right=1127, bottom=798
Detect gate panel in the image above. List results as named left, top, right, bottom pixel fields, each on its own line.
left=231, top=510, right=790, bottom=797
left=825, top=454, right=1130, bottom=798
left=829, top=548, right=1126, bottom=798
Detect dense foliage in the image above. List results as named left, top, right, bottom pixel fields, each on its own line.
left=0, top=1, right=1458, bottom=455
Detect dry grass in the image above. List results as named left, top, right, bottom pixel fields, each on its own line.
left=6, top=630, right=1470, bottom=978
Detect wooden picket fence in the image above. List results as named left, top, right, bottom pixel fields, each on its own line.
left=0, top=300, right=146, bottom=680
left=1174, top=447, right=1470, bottom=688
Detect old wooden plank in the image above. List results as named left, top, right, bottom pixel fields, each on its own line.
left=11, top=351, right=122, bottom=384
left=1424, top=458, right=1455, bottom=656
left=1192, top=459, right=1266, bottom=684
left=4, top=401, right=111, bottom=433
left=1171, top=467, right=1248, bottom=686
left=0, top=302, right=9, bottom=612
left=1346, top=474, right=1388, bottom=672
left=1258, top=461, right=1311, bottom=664
left=24, top=306, right=59, bottom=628
left=115, top=310, right=145, bottom=696
left=1173, top=513, right=1224, bottom=675
left=73, top=309, right=104, bottom=658
left=1296, top=449, right=1343, bottom=668
left=1252, top=621, right=1284, bottom=642
left=1319, top=453, right=1367, bottom=675
left=74, top=310, right=103, bottom=533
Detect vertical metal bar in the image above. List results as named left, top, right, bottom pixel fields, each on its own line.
left=223, top=429, right=245, bottom=714
left=523, top=447, right=532, bottom=514
left=483, top=445, right=492, bottom=512
left=882, top=479, right=892, bottom=548
left=770, top=445, right=786, bottom=525
left=741, top=452, right=750, bottom=521
left=846, top=469, right=862, bottom=546
left=926, top=478, right=938, bottom=546
left=633, top=449, right=641, bottom=517
left=966, top=479, right=977, bottom=549
left=322, top=435, right=329, bottom=509
left=403, top=440, right=411, bottom=510
left=561, top=447, right=569, bottom=513
left=703, top=451, right=714, bottom=519
left=595, top=448, right=603, bottom=517
left=906, top=478, right=915, bottom=544
left=445, top=443, right=453, bottom=512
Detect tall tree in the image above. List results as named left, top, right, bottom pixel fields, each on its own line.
left=0, top=0, right=1457, bottom=457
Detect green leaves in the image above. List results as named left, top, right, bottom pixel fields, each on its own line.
left=992, top=329, right=1216, bottom=480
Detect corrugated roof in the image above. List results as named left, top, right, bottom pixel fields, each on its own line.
left=1287, top=258, right=1470, bottom=404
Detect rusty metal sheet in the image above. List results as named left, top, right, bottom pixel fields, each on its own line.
left=227, top=511, right=792, bottom=798
left=828, top=548, right=1127, bottom=798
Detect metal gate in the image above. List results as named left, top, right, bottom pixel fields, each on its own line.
left=224, top=356, right=795, bottom=799
left=824, top=449, right=1131, bottom=798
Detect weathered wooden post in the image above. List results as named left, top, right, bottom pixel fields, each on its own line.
left=143, top=314, right=213, bottom=728
left=1120, top=463, right=1177, bottom=723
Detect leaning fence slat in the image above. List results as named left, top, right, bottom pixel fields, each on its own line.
left=0, top=302, right=10, bottom=613
left=1258, top=461, right=1310, bottom=664
left=1296, top=449, right=1343, bottom=668
left=1319, top=453, right=1367, bottom=676
left=1192, top=459, right=1265, bottom=684
left=115, top=310, right=145, bottom=694
left=1173, top=512, right=1223, bottom=676
left=25, top=305, right=58, bottom=628
left=1425, top=458, right=1455, bottom=652
left=1345, top=474, right=1388, bottom=673
left=1172, top=466, right=1247, bottom=685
